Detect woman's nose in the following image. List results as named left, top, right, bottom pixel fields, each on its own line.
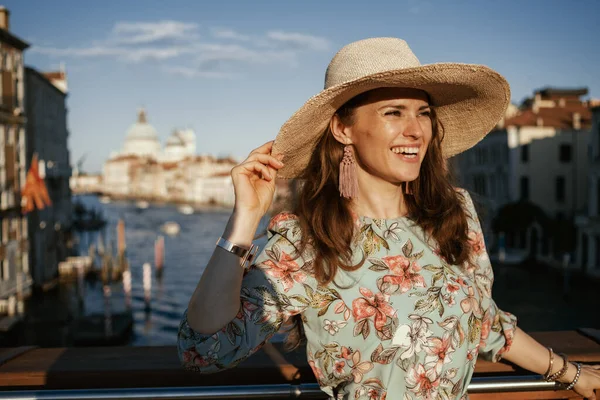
left=402, top=116, right=424, bottom=139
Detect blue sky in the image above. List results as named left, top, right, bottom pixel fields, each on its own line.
left=5, top=0, right=600, bottom=173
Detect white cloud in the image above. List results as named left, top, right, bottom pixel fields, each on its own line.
left=210, top=28, right=250, bottom=42
left=31, top=44, right=198, bottom=63
left=164, top=66, right=237, bottom=79
left=31, top=21, right=329, bottom=77
left=197, top=43, right=296, bottom=65
left=111, top=20, right=200, bottom=45
left=266, top=31, right=330, bottom=51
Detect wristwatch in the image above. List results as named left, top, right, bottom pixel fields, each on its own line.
left=216, top=237, right=258, bottom=269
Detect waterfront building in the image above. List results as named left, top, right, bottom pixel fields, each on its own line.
left=575, top=101, right=600, bottom=277
left=0, top=6, right=32, bottom=311
left=452, top=88, right=592, bottom=256
left=24, top=65, right=72, bottom=290
left=102, top=109, right=238, bottom=205
left=69, top=172, right=102, bottom=194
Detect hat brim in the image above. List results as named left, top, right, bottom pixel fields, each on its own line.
left=272, top=62, right=510, bottom=179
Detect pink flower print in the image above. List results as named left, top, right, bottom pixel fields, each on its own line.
left=425, top=335, right=453, bottom=372
left=468, top=231, right=486, bottom=256
left=379, top=255, right=426, bottom=294
left=452, top=277, right=468, bottom=287
left=333, top=360, right=346, bottom=378
left=262, top=251, right=306, bottom=292
left=341, top=346, right=353, bottom=360
left=405, top=363, right=440, bottom=399
left=267, top=212, right=297, bottom=230
left=352, top=287, right=397, bottom=331
left=460, top=286, right=483, bottom=318
left=445, top=281, right=460, bottom=294
left=182, top=347, right=210, bottom=367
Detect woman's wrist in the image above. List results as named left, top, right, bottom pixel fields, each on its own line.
left=223, top=209, right=263, bottom=247
left=557, top=361, right=579, bottom=385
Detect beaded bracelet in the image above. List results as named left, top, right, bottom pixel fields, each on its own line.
left=564, top=362, right=582, bottom=391
left=547, top=353, right=569, bottom=382
left=543, top=347, right=554, bottom=380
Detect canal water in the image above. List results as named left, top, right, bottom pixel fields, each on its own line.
left=71, top=194, right=272, bottom=346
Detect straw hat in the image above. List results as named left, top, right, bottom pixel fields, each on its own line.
left=272, top=37, right=510, bottom=179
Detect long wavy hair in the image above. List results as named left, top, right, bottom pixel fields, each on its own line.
left=281, top=89, right=471, bottom=351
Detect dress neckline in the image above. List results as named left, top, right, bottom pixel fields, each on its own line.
left=358, top=214, right=411, bottom=224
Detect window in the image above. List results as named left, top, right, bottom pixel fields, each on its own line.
left=556, top=176, right=565, bottom=203
left=520, top=176, right=529, bottom=200
left=521, top=145, right=529, bottom=163
left=559, top=144, right=572, bottom=162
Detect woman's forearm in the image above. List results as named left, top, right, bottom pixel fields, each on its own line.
left=186, top=210, right=262, bottom=334
left=502, top=327, right=578, bottom=385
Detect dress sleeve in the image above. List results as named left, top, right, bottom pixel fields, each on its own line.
left=177, top=212, right=316, bottom=373
left=459, top=188, right=518, bottom=363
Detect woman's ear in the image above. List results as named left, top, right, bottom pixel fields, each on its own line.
left=330, top=114, right=353, bottom=145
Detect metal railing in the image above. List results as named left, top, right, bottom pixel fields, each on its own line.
left=0, top=376, right=561, bottom=400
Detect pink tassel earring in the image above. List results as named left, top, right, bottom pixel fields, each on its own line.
left=339, top=145, right=359, bottom=199
left=403, top=181, right=413, bottom=195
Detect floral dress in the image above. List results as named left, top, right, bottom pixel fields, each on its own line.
left=177, top=189, right=517, bottom=399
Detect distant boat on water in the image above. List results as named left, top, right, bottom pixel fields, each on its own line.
left=161, top=221, right=180, bottom=236
left=99, top=196, right=111, bottom=204
left=178, top=205, right=194, bottom=215
left=135, top=200, right=150, bottom=210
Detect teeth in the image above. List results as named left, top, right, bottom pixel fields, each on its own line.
left=391, top=147, right=419, bottom=154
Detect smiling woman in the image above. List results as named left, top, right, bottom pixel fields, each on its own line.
left=177, top=37, right=600, bottom=400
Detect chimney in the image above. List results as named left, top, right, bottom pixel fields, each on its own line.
left=0, top=7, right=9, bottom=31
left=573, top=112, right=581, bottom=130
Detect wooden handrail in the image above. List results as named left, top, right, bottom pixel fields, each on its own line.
left=0, top=330, right=597, bottom=399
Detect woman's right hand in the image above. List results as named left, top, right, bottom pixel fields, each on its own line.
left=230, top=140, right=285, bottom=218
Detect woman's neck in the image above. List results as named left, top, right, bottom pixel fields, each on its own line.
left=351, top=171, right=408, bottom=219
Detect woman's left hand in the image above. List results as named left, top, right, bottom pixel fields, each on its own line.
left=572, top=364, right=600, bottom=399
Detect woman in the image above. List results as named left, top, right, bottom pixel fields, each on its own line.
left=178, top=38, right=600, bottom=399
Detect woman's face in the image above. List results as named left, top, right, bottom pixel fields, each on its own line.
left=337, top=87, right=433, bottom=185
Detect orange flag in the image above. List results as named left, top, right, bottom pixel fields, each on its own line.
left=21, top=153, right=52, bottom=213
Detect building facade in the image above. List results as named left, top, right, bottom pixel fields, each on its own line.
left=0, top=6, right=32, bottom=312
left=575, top=102, right=600, bottom=277
left=24, top=66, right=72, bottom=290
left=453, top=88, right=592, bottom=253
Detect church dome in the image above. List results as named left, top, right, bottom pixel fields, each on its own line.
left=166, top=131, right=185, bottom=147
left=125, top=109, right=159, bottom=141
left=122, top=108, right=161, bottom=158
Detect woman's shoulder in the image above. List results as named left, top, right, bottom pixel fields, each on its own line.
left=454, top=186, right=476, bottom=215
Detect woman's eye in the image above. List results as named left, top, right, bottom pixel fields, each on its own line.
left=385, top=111, right=401, bottom=116
left=420, top=111, right=432, bottom=117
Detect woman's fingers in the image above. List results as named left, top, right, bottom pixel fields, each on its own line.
left=237, top=160, right=275, bottom=181
left=246, top=153, right=285, bottom=169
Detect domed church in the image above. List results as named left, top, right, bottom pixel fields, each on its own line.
left=122, top=108, right=162, bottom=158
left=102, top=108, right=238, bottom=206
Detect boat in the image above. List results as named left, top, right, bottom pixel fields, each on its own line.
left=178, top=205, right=194, bottom=215
left=135, top=200, right=149, bottom=210
left=161, top=222, right=180, bottom=236
left=99, top=196, right=111, bottom=204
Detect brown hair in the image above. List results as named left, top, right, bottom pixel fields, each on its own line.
left=282, top=89, right=471, bottom=350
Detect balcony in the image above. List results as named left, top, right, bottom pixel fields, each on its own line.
left=0, top=329, right=597, bottom=399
